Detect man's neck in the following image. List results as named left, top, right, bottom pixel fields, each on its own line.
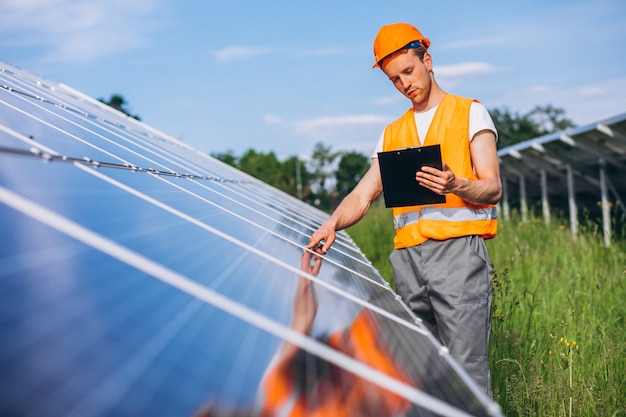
left=413, top=82, right=445, bottom=113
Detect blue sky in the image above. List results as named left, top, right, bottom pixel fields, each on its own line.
left=2, top=0, right=625, bottom=160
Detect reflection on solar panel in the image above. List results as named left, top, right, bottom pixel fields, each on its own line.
left=0, top=61, right=502, bottom=417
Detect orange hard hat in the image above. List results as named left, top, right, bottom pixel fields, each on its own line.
left=372, top=23, right=430, bottom=68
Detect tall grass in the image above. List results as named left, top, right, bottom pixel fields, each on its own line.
left=347, top=201, right=626, bottom=416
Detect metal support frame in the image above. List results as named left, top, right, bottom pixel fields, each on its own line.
left=540, top=169, right=550, bottom=224
left=519, top=173, right=527, bottom=223
left=500, top=175, right=509, bottom=220
left=599, top=159, right=611, bottom=247
left=566, top=165, right=578, bottom=240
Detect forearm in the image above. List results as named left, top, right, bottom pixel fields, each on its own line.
left=307, top=161, right=382, bottom=254
left=451, top=176, right=502, bottom=205
left=417, top=132, right=502, bottom=205
left=326, top=192, right=373, bottom=231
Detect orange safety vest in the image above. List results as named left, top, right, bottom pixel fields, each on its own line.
left=383, top=94, right=497, bottom=249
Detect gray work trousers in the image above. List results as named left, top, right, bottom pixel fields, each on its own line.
left=389, top=235, right=493, bottom=396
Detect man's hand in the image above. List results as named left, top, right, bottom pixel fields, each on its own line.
left=415, top=130, right=502, bottom=205
left=305, top=222, right=337, bottom=255
left=416, top=162, right=466, bottom=195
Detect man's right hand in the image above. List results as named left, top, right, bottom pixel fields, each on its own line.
left=306, top=222, right=337, bottom=255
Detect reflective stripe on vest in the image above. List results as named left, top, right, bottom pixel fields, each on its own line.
left=393, top=206, right=498, bottom=229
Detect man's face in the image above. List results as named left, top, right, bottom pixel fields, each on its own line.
left=381, top=50, right=432, bottom=109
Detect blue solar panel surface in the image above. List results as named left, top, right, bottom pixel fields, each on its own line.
left=0, top=62, right=502, bottom=417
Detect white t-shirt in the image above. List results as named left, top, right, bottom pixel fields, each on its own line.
left=371, top=101, right=497, bottom=158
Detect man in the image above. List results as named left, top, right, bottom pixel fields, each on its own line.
left=306, top=22, right=502, bottom=396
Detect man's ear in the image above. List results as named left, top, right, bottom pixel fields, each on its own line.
left=423, top=52, right=433, bottom=71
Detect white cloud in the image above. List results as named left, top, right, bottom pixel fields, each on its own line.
left=493, top=76, right=626, bottom=127
left=436, top=62, right=495, bottom=78
left=257, top=114, right=392, bottom=158
left=0, top=0, right=162, bottom=63
left=263, top=114, right=284, bottom=125
left=435, top=61, right=496, bottom=89
left=530, top=85, right=553, bottom=93
left=294, top=115, right=391, bottom=138
left=579, top=87, right=604, bottom=97
left=214, top=46, right=277, bottom=62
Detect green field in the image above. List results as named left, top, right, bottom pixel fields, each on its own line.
left=347, top=201, right=626, bottom=416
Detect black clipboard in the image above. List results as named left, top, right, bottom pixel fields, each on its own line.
left=377, top=144, right=446, bottom=208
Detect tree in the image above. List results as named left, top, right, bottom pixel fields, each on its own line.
left=527, top=104, right=575, bottom=133
left=307, top=142, right=341, bottom=211
left=212, top=150, right=239, bottom=167
left=211, top=149, right=312, bottom=201
left=279, top=156, right=311, bottom=200
left=239, top=149, right=283, bottom=187
left=335, top=151, right=369, bottom=200
left=98, top=94, right=141, bottom=120
left=308, top=143, right=339, bottom=191
left=210, top=145, right=368, bottom=212
left=489, top=105, right=575, bottom=149
left=489, top=107, right=542, bottom=148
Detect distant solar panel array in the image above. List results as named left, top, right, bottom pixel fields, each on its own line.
left=497, top=111, right=626, bottom=246
left=0, top=61, right=502, bottom=417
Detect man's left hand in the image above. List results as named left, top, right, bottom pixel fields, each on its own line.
left=416, top=162, right=465, bottom=195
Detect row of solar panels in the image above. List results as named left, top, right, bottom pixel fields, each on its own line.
left=0, top=61, right=502, bottom=416
left=497, top=112, right=626, bottom=223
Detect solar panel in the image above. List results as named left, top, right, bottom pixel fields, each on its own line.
left=498, top=112, right=626, bottom=218
left=0, top=61, right=503, bottom=417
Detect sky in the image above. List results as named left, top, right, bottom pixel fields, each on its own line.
left=1, top=0, right=625, bottom=160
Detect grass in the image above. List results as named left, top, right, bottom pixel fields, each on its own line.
left=347, top=201, right=626, bottom=416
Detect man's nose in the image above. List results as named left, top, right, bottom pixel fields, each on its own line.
left=401, top=76, right=411, bottom=91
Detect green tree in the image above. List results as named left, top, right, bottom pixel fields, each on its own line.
left=280, top=156, right=311, bottom=200
left=98, top=94, right=141, bottom=120
left=527, top=104, right=576, bottom=133
left=489, top=104, right=575, bottom=149
left=212, top=150, right=239, bottom=167
left=489, top=107, right=542, bottom=148
left=211, top=149, right=312, bottom=201
left=335, top=151, right=369, bottom=200
left=307, top=142, right=341, bottom=211
left=238, top=149, right=283, bottom=187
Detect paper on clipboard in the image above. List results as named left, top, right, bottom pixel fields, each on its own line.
left=377, top=144, right=446, bottom=208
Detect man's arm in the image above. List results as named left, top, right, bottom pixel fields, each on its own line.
left=306, top=158, right=383, bottom=254
left=416, top=129, right=502, bottom=205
